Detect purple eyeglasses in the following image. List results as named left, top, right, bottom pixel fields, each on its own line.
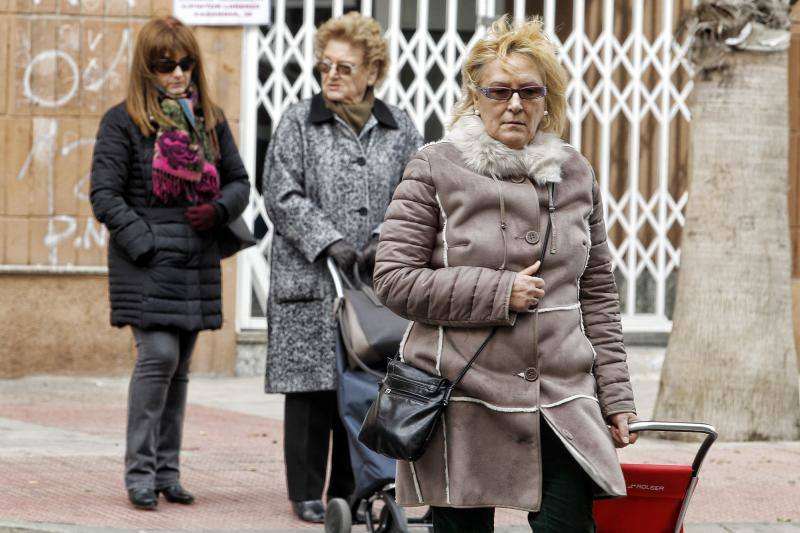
left=477, top=85, right=547, bottom=101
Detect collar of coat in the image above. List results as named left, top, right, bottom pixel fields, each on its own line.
left=444, top=114, right=569, bottom=185
left=308, top=92, right=398, bottom=129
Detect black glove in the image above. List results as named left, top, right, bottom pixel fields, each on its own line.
left=133, top=247, right=156, bottom=267
left=327, top=240, right=358, bottom=273
left=357, top=234, right=380, bottom=277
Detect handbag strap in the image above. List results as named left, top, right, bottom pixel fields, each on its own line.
left=446, top=182, right=556, bottom=399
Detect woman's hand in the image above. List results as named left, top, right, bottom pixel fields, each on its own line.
left=327, top=240, right=358, bottom=272
left=608, top=412, right=639, bottom=448
left=509, top=261, right=546, bottom=312
left=186, top=203, right=218, bottom=232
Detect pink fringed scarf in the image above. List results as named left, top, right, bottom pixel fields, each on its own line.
left=151, top=85, right=220, bottom=205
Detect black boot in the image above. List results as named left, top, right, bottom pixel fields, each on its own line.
left=291, top=499, right=325, bottom=523
left=128, top=488, right=158, bottom=510
left=156, top=484, right=195, bottom=505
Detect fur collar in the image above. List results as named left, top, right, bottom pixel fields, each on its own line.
left=444, top=114, right=569, bottom=185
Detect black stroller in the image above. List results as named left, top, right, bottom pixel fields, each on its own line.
left=325, top=258, right=432, bottom=533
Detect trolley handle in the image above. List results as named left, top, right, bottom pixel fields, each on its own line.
left=628, top=421, right=717, bottom=476
left=326, top=257, right=345, bottom=299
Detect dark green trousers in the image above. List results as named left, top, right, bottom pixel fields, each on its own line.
left=431, top=421, right=596, bottom=533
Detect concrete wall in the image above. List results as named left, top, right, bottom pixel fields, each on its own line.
left=0, top=1, right=244, bottom=376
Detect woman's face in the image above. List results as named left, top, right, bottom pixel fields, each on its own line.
left=154, top=50, right=194, bottom=96
left=320, top=39, right=377, bottom=104
left=472, top=54, right=546, bottom=150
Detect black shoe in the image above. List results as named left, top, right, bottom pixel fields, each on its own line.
left=128, top=488, right=158, bottom=510
left=291, top=499, right=325, bottom=523
left=156, top=484, right=195, bottom=505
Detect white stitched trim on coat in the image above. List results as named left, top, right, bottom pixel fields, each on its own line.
left=540, top=394, right=599, bottom=409
left=435, top=326, right=444, bottom=376
left=450, top=396, right=539, bottom=413
left=577, top=216, right=597, bottom=363
left=538, top=303, right=581, bottom=314
left=540, top=412, right=616, bottom=496
left=420, top=140, right=443, bottom=151
left=409, top=461, right=424, bottom=503
left=443, top=413, right=451, bottom=504
left=434, top=193, right=449, bottom=267
left=398, top=321, right=414, bottom=362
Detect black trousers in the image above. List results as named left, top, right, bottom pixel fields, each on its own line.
left=125, top=327, right=198, bottom=490
left=283, top=390, right=355, bottom=502
left=431, top=421, right=596, bottom=533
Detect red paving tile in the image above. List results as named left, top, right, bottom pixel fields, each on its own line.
left=1, top=391, right=798, bottom=530
left=0, top=405, right=318, bottom=530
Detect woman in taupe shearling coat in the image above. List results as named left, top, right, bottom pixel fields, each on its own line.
left=373, top=17, right=637, bottom=532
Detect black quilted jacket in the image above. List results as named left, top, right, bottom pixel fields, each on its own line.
left=90, top=102, right=250, bottom=331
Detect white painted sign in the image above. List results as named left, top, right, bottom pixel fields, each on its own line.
left=174, top=0, right=270, bottom=26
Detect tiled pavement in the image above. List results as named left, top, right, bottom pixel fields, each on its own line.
left=0, top=347, right=798, bottom=532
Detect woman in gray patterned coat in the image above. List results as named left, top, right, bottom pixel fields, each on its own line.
left=261, top=12, right=422, bottom=523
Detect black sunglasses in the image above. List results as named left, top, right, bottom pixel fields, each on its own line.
left=152, top=56, right=197, bottom=74
left=478, top=85, right=548, bottom=101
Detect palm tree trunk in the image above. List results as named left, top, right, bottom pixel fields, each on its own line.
left=654, top=50, right=800, bottom=441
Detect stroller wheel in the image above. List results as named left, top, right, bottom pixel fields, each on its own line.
left=373, top=490, right=408, bottom=533
left=325, top=498, right=352, bottom=533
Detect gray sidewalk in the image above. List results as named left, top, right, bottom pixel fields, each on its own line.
left=1, top=346, right=799, bottom=532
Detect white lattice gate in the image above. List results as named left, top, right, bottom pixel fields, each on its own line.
left=236, top=0, right=697, bottom=334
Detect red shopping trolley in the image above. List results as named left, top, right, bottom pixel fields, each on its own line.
left=593, top=421, right=717, bottom=533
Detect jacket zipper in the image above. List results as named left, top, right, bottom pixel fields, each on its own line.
left=547, top=183, right=557, bottom=254
left=384, top=386, right=430, bottom=404
left=388, top=373, right=441, bottom=392
left=491, top=175, right=508, bottom=270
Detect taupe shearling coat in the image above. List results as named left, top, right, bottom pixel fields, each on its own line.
left=373, top=115, right=636, bottom=511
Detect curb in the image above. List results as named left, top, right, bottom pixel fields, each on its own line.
left=3, top=522, right=799, bottom=533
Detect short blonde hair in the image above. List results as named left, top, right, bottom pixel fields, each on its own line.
left=315, top=12, right=389, bottom=86
left=451, top=16, right=567, bottom=135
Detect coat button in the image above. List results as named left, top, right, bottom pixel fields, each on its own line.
left=356, top=156, right=366, bottom=166
left=525, top=230, right=540, bottom=244
left=523, top=367, right=539, bottom=381
left=357, top=207, right=368, bottom=216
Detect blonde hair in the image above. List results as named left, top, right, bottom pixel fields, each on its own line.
left=450, top=16, right=567, bottom=135
left=315, top=12, right=389, bottom=86
left=126, top=16, right=221, bottom=137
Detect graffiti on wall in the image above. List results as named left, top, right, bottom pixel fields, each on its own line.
left=23, top=29, right=130, bottom=108
left=9, top=20, right=139, bottom=266
left=16, top=118, right=108, bottom=265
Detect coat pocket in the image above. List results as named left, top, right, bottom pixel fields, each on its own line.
left=270, top=235, right=325, bottom=303
left=148, top=222, right=191, bottom=267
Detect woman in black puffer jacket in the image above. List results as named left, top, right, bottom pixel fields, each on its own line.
left=90, top=16, right=249, bottom=510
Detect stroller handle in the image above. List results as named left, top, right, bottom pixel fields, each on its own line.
left=628, top=421, right=717, bottom=476
left=326, top=257, right=345, bottom=299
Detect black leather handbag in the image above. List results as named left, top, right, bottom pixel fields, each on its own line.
left=358, top=183, right=556, bottom=462
left=357, top=327, right=497, bottom=461
left=218, top=216, right=257, bottom=259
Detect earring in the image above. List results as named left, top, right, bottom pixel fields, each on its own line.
left=474, top=108, right=480, bottom=116
left=543, top=110, right=549, bottom=116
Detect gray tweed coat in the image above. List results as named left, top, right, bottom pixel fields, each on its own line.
left=262, top=94, right=423, bottom=393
